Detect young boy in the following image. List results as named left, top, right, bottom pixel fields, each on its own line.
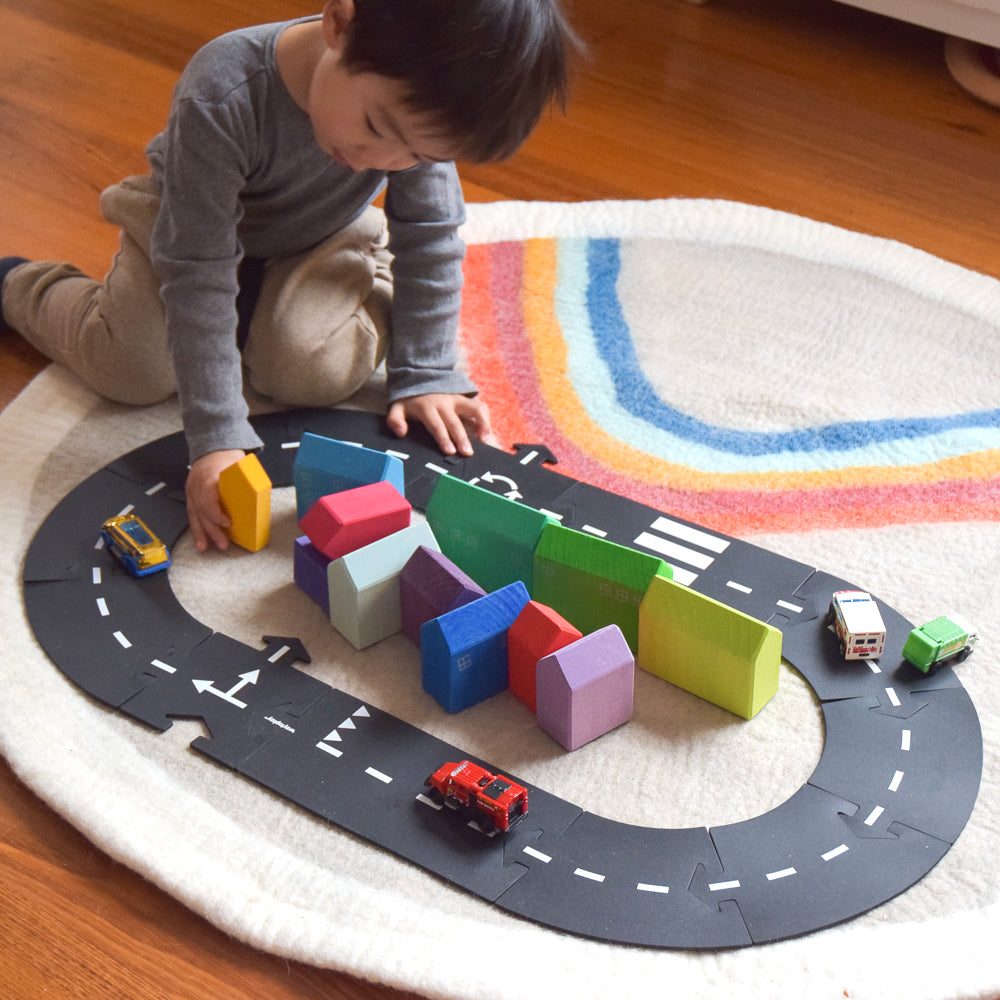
left=0, top=0, right=577, bottom=551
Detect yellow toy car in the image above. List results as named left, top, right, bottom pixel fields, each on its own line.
left=101, top=513, right=171, bottom=577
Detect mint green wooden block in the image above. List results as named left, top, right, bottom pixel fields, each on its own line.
left=327, top=520, right=439, bottom=649
left=532, top=522, right=671, bottom=652
left=424, top=474, right=552, bottom=593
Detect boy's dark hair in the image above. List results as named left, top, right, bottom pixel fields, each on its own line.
left=341, top=0, right=580, bottom=163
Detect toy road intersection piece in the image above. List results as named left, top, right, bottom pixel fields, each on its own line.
left=22, top=408, right=982, bottom=950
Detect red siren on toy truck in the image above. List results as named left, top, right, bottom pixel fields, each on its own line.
left=426, top=760, right=529, bottom=833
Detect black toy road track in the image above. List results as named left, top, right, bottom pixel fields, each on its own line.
left=23, top=408, right=982, bottom=949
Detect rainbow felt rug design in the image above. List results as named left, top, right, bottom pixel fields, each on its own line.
left=1, top=199, right=998, bottom=1000
left=459, top=201, right=1000, bottom=534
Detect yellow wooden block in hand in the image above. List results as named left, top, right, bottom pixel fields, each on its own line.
left=219, top=453, right=271, bottom=552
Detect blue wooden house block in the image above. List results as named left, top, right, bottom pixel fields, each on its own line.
left=420, top=581, right=530, bottom=713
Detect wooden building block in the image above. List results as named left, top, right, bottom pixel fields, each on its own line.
left=398, top=545, right=486, bottom=647
left=507, top=600, right=582, bottom=712
left=327, top=521, right=439, bottom=649
left=532, top=522, right=671, bottom=652
left=536, top=625, right=634, bottom=751
left=299, top=481, right=411, bottom=562
left=218, top=453, right=271, bottom=552
left=638, top=573, right=781, bottom=719
left=293, top=431, right=405, bottom=519
left=420, top=581, right=530, bottom=714
left=424, top=473, right=551, bottom=593
left=293, top=536, right=330, bottom=611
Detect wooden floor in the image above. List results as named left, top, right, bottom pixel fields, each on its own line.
left=2, top=1, right=998, bottom=997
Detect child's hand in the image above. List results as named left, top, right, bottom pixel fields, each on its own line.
left=386, top=393, right=498, bottom=457
left=185, top=449, right=246, bottom=552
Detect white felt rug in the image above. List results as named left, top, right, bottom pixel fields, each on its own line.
left=1, top=199, right=998, bottom=1000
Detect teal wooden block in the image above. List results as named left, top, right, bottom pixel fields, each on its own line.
left=420, top=581, right=531, bottom=713
left=293, top=431, right=405, bottom=519
left=328, top=521, right=440, bottom=649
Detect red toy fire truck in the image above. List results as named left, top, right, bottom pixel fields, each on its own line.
left=425, top=759, right=529, bottom=833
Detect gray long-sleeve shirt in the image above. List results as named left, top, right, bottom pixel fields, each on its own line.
left=146, top=18, right=475, bottom=461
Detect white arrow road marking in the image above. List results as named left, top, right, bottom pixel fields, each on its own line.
left=192, top=670, right=259, bottom=708
left=469, top=471, right=522, bottom=500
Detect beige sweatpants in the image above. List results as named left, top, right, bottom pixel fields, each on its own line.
left=3, top=175, right=393, bottom=407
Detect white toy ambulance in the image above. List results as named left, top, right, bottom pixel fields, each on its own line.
left=826, top=590, right=886, bottom=660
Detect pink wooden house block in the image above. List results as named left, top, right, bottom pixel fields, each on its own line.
left=299, top=480, right=410, bottom=562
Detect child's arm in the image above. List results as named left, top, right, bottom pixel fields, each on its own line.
left=383, top=165, right=494, bottom=454
left=386, top=393, right=497, bottom=457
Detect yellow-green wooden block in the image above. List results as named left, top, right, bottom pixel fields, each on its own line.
left=638, top=574, right=781, bottom=719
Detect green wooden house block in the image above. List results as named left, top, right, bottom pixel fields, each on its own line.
left=532, top=522, right=671, bottom=652
left=424, top=474, right=552, bottom=593
left=638, top=573, right=781, bottom=719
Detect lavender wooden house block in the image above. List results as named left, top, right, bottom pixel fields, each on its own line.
left=536, top=624, right=635, bottom=751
